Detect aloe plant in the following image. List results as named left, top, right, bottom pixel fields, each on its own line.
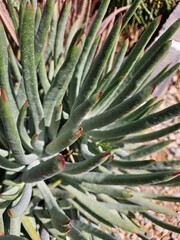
left=0, top=0, right=180, bottom=239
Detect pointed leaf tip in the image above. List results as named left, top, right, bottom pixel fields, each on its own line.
left=98, top=90, right=103, bottom=99
left=76, top=38, right=83, bottom=46
left=82, top=29, right=87, bottom=36
left=151, top=84, right=157, bottom=94
left=0, top=88, right=7, bottom=102
left=172, top=172, right=180, bottom=176
left=119, top=13, right=123, bottom=25
left=65, top=0, right=71, bottom=4
left=158, top=15, right=162, bottom=25
left=24, top=100, right=29, bottom=105
left=59, top=153, right=66, bottom=170
left=64, top=228, right=71, bottom=234
left=64, top=220, right=71, bottom=226
left=100, top=152, right=111, bottom=159
left=58, top=103, right=62, bottom=111
left=26, top=1, right=33, bottom=9
left=77, top=127, right=83, bottom=136
left=7, top=209, right=13, bottom=217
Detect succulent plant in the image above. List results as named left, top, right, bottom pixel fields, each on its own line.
left=0, top=0, right=180, bottom=239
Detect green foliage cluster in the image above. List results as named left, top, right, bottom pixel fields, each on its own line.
left=108, top=0, right=178, bottom=27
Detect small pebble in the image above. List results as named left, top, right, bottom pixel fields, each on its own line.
left=161, top=235, right=172, bottom=240
left=154, top=225, right=163, bottom=233
left=146, top=229, right=154, bottom=238
left=171, top=232, right=179, bottom=239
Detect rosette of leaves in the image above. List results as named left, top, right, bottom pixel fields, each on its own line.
left=0, top=0, right=180, bottom=239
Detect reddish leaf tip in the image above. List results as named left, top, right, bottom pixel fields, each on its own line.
left=0, top=88, right=7, bottom=102
left=98, top=90, right=103, bottom=99
left=58, top=103, right=62, bottom=111
left=64, top=219, right=71, bottom=226
left=78, top=127, right=83, bottom=136
left=76, top=38, right=83, bottom=46
left=172, top=172, right=180, bottom=176
left=151, top=85, right=157, bottom=94
left=26, top=1, right=33, bottom=9
left=126, top=38, right=130, bottom=44
left=81, top=29, right=87, bottom=36
left=168, top=62, right=172, bottom=66
left=59, top=153, right=66, bottom=170
left=64, top=228, right=72, bottom=234
left=7, top=209, right=13, bottom=217
left=158, top=15, right=162, bottom=25
left=24, top=99, right=29, bottom=105
left=119, top=13, right=123, bottom=25
left=101, top=152, right=111, bottom=159
left=65, top=0, right=71, bottom=4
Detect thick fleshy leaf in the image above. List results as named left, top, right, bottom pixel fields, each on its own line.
left=123, top=123, right=180, bottom=143
left=129, top=196, right=176, bottom=216
left=22, top=215, right=41, bottom=240
left=72, top=15, right=122, bottom=110
left=59, top=91, right=102, bottom=135
left=0, top=155, right=24, bottom=172
left=35, top=0, right=55, bottom=65
left=44, top=6, right=58, bottom=62
left=0, top=236, right=28, bottom=240
left=100, top=16, right=161, bottom=110
left=61, top=170, right=179, bottom=186
left=38, top=54, right=50, bottom=94
left=121, top=0, right=142, bottom=30
left=108, top=159, right=155, bottom=169
left=54, top=0, right=71, bottom=65
left=37, top=181, right=70, bottom=232
left=0, top=22, right=19, bottom=119
left=72, top=220, right=116, bottom=240
left=9, top=216, right=21, bottom=236
left=8, top=184, right=32, bottom=218
left=63, top=152, right=112, bottom=174
left=0, top=88, right=27, bottom=165
left=81, top=182, right=132, bottom=199
left=89, top=103, right=180, bottom=139
left=0, top=184, right=24, bottom=201
left=7, top=0, right=19, bottom=32
left=122, top=140, right=171, bottom=160
left=17, top=101, right=33, bottom=153
left=22, top=154, right=65, bottom=183
left=43, top=35, right=85, bottom=127
left=21, top=3, right=45, bottom=136
left=45, top=126, right=83, bottom=155
left=143, top=212, right=180, bottom=233
left=83, top=86, right=154, bottom=132
left=109, top=40, right=171, bottom=108
left=63, top=184, right=141, bottom=233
